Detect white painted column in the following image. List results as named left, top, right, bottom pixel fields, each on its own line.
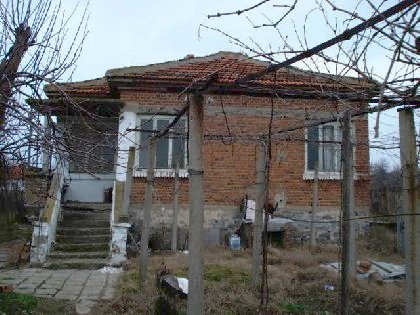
left=116, top=102, right=138, bottom=182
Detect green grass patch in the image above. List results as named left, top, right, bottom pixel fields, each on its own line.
left=204, top=265, right=250, bottom=285
left=173, top=265, right=250, bottom=285
left=0, top=293, right=75, bottom=315
left=278, top=302, right=308, bottom=314
left=0, top=292, right=38, bottom=314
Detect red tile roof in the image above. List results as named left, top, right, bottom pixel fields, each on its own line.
left=46, top=52, right=375, bottom=98
left=44, top=78, right=111, bottom=98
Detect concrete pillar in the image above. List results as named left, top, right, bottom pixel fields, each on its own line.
left=399, top=107, right=419, bottom=314
left=139, top=137, right=156, bottom=284
left=310, top=161, right=319, bottom=248
left=187, top=93, right=204, bottom=315
left=252, top=141, right=266, bottom=289
left=171, top=162, right=180, bottom=252
left=340, top=110, right=356, bottom=315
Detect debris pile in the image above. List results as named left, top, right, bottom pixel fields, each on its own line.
left=321, top=259, right=405, bottom=282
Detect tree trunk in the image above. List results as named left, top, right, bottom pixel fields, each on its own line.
left=0, top=24, right=31, bottom=127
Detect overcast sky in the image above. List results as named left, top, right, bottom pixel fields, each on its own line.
left=60, top=0, right=417, bottom=168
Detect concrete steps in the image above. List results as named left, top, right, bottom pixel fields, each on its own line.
left=45, top=258, right=109, bottom=270
left=48, top=251, right=109, bottom=259
left=61, top=220, right=110, bottom=228
left=57, top=227, right=110, bottom=235
left=46, top=204, right=111, bottom=269
left=55, top=234, right=111, bottom=244
left=54, top=242, right=109, bottom=252
left=62, top=211, right=110, bottom=221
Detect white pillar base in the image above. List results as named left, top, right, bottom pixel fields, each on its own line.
left=111, top=222, right=131, bottom=266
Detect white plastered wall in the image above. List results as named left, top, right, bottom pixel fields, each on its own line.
left=116, top=102, right=138, bottom=182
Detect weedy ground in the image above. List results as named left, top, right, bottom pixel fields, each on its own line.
left=0, top=292, right=75, bottom=315
left=91, top=238, right=404, bottom=315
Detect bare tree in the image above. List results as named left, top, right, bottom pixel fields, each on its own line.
left=0, top=0, right=89, bottom=165
left=204, top=0, right=418, bottom=112
left=0, top=0, right=91, bottom=221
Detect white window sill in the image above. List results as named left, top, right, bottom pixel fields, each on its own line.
left=134, top=169, right=188, bottom=178
left=303, top=172, right=359, bottom=180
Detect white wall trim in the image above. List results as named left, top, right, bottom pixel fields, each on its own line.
left=134, top=169, right=188, bottom=178
left=303, top=171, right=359, bottom=180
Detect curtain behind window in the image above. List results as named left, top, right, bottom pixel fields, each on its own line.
left=322, top=125, right=335, bottom=171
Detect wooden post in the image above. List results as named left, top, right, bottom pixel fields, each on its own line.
left=252, top=141, right=266, bottom=289
left=310, top=161, right=319, bottom=248
left=121, top=147, right=135, bottom=222
left=139, top=137, right=156, bottom=284
left=399, top=107, right=419, bottom=314
left=340, top=110, right=356, bottom=315
left=171, top=161, right=180, bottom=252
left=187, top=93, right=204, bottom=315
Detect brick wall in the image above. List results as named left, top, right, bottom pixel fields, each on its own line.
left=122, top=91, right=370, bottom=212
left=24, top=171, right=49, bottom=209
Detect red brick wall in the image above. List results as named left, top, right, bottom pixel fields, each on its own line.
left=123, top=91, right=370, bottom=210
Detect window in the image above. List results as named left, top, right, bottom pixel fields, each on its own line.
left=305, top=122, right=355, bottom=179
left=137, top=116, right=187, bottom=177
left=306, top=123, right=342, bottom=173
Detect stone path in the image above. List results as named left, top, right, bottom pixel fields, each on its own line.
left=0, top=267, right=122, bottom=314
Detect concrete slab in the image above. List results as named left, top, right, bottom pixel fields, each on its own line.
left=2, top=267, right=122, bottom=313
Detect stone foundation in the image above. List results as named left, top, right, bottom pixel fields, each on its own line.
left=127, top=204, right=369, bottom=249
left=129, top=204, right=242, bottom=229
left=278, top=207, right=369, bottom=244
left=129, top=204, right=242, bottom=249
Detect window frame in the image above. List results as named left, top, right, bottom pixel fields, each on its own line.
left=135, top=115, right=188, bottom=178
left=304, top=121, right=356, bottom=180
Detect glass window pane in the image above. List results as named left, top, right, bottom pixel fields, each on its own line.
left=139, top=119, right=153, bottom=168
left=307, top=127, right=319, bottom=171
left=322, top=126, right=335, bottom=171
left=156, top=119, right=169, bottom=168
left=172, top=119, right=185, bottom=169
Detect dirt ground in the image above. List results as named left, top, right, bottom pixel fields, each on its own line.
left=91, top=240, right=405, bottom=315
left=0, top=223, right=32, bottom=268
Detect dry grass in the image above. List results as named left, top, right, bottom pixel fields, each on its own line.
left=92, top=245, right=404, bottom=314
left=358, top=225, right=404, bottom=264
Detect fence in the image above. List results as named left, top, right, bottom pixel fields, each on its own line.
left=370, top=188, right=401, bottom=216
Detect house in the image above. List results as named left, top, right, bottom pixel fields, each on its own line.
left=30, top=52, right=375, bottom=266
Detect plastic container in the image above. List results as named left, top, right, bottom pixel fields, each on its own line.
left=229, top=234, right=241, bottom=251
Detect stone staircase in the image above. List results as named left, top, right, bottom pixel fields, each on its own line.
left=46, top=203, right=111, bottom=269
